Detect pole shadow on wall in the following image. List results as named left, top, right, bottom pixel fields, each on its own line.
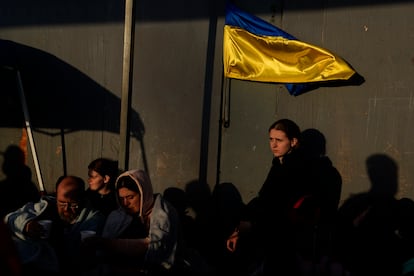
left=0, top=39, right=147, bottom=177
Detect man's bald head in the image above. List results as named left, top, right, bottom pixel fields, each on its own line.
left=56, top=176, right=85, bottom=199
left=55, top=176, right=85, bottom=224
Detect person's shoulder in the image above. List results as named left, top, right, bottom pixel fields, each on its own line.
left=104, top=207, right=130, bottom=225
left=42, top=194, right=56, bottom=201
left=155, top=193, right=180, bottom=218
left=285, top=149, right=309, bottom=167
left=158, top=193, right=177, bottom=206
left=399, top=197, right=414, bottom=210
left=81, top=205, right=106, bottom=221
left=338, top=192, right=371, bottom=213
left=88, top=206, right=105, bottom=215
left=155, top=193, right=170, bottom=208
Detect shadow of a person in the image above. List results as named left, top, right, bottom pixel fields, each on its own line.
left=333, top=153, right=403, bottom=276
left=163, top=187, right=197, bottom=248
left=295, top=128, right=343, bottom=273
left=300, top=128, right=342, bottom=225
left=0, top=145, right=40, bottom=218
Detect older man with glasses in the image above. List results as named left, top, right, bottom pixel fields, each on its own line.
left=4, top=175, right=105, bottom=276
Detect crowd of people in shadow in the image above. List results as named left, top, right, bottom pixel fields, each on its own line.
left=2, top=118, right=414, bottom=276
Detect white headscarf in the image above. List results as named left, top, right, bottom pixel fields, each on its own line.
left=115, top=169, right=154, bottom=221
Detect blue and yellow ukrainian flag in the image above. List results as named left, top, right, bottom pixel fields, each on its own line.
left=223, top=3, right=356, bottom=95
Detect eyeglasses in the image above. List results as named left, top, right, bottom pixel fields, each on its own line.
left=57, top=201, right=80, bottom=209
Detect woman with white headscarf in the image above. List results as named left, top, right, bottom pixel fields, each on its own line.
left=82, top=169, right=180, bottom=275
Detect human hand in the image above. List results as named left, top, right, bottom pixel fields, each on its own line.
left=24, top=220, right=45, bottom=239
left=226, top=229, right=239, bottom=252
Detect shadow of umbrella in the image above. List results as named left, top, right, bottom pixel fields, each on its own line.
left=0, top=39, right=147, bottom=183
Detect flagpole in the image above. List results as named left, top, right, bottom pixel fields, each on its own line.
left=16, top=70, right=45, bottom=193
left=215, top=74, right=231, bottom=186
left=119, top=0, right=135, bottom=171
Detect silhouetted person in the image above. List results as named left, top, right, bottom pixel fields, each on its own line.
left=211, top=182, right=245, bottom=244
left=185, top=179, right=213, bottom=260
left=397, top=197, right=414, bottom=276
left=334, top=154, right=403, bottom=276
left=300, top=128, right=342, bottom=225
left=163, top=186, right=213, bottom=276
left=297, top=128, right=342, bottom=267
left=0, top=145, right=40, bottom=218
left=209, top=182, right=246, bottom=275
left=163, top=187, right=198, bottom=249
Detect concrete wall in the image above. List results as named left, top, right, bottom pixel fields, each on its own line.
left=1, top=0, right=413, bottom=206
left=219, top=0, right=414, bottom=204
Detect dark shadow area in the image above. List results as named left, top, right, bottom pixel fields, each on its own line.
left=183, top=179, right=214, bottom=263
left=163, top=185, right=217, bottom=276
left=0, top=218, right=22, bottom=276
left=210, top=182, right=245, bottom=241
left=295, top=128, right=343, bottom=273
left=301, top=128, right=327, bottom=156
left=175, top=180, right=247, bottom=274
left=0, top=39, right=144, bottom=139
left=0, top=145, right=40, bottom=219
left=333, top=153, right=414, bottom=276
left=0, top=39, right=147, bottom=173
left=207, top=182, right=246, bottom=274
left=366, top=153, right=399, bottom=195
left=184, top=179, right=212, bottom=232
left=0, top=0, right=410, bottom=26
left=300, top=128, right=342, bottom=226
left=163, top=187, right=198, bottom=249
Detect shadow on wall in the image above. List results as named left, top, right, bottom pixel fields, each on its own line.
left=0, top=144, right=40, bottom=218
left=365, top=153, right=399, bottom=196
left=0, top=39, right=146, bottom=171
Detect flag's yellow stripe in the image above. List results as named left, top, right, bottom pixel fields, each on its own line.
left=223, top=25, right=355, bottom=83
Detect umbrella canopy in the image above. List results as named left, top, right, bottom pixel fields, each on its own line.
left=0, top=39, right=144, bottom=139
left=0, top=39, right=147, bottom=185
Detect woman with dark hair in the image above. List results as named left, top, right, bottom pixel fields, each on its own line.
left=85, top=158, right=120, bottom=217
left=226, top=118, right=313, bottom=276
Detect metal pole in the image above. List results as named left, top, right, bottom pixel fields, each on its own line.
left=119, top=0, right=135, bottom=171
left=16, top=70, right=45, bottom=193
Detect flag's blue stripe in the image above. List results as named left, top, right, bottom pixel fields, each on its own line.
left=285, top=83, right=314, bottom=96
left=225, top=3, right=296, bottom=40
left=224, top=2, right=315, bottom=96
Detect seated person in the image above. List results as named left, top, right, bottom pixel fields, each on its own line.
left=86, top=157, right=120, bottom=217
left=82, top=169, right=181, bottom=275
left=4, top=175, right=106, bottom=275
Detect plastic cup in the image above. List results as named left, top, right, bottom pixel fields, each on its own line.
left=38, top=219, right=52, bottom=239
left=80, top=230, right=96, bottom=241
